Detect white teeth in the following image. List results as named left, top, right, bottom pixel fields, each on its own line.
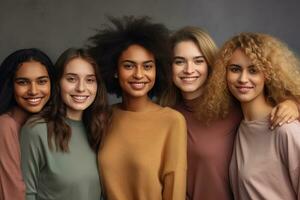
left=181, top=77, right=198, bottom=80
left=73, top=96, right=87, bottom=99
left=27, top=98, right=41, bottom=102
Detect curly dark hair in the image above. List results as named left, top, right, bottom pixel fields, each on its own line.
left=0, top=48, right=55, bottom=114
left=87, top=16, right=172, bottom=98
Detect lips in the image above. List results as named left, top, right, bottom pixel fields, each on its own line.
left=23, top=97, right=43, bottom=106
left=236, top=86, right=254, bottom=94
left=71, top=95, right=89, bottom=103
left=129, top=82, right=149, bottom=90
left=180, top=76, right=199, bottom=83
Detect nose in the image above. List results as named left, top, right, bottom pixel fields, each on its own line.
left=28, top=82, right=38, bottom=95
left=238, top=71, right=249, bottom=83
left=133, top=66, right=143, bottom=79
left=183, top=61, right=195, bottom=74
left=76, top=79, right=85, bottom=92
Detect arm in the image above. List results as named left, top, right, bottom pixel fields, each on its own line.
left=278, top=123, right=300, bottom=199
left=270, top=99, right=299, bottom=130
left=162, top=112, right=187, bottom=200
left=0, top=121, right=25, bottom=200
left=20, top=122, right=46, bottom=200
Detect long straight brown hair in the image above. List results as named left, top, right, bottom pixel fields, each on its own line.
left=41, top=48, right=111, bottom=152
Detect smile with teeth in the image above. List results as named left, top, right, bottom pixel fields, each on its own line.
left=24, top=97, right=43, bottom=105
left=180, top=76, right=199, bottom=82
left=129, top=82, right=148, bottom=90
left=71, top=95, right=89, bottom=103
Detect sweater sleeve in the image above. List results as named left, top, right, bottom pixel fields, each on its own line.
left=277, top=122, right=300, bottom=200
left=0, top=119, right=25, bottom=200
left=20, top=122, right=47, bottom=200
left=162, top=111, right=187, bottom=200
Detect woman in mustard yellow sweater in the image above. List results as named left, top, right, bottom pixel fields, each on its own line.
left=88, top=16, right=187, bottom=200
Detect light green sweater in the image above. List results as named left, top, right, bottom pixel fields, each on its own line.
left=20, top=119, right=102, bottom=200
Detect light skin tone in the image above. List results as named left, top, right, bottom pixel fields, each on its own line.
left=226, top=48, right=273, bottom=121
left=172, top=40, right=208, bottom=100
left=172, top=41, right=298, bottom=128
left=60, top=58, right=97, bottom=120
left=117, top=44, right=160, bottom=112
left=14, top=60, right=51, bottom=114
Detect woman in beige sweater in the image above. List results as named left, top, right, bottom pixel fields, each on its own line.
left=88, top=16, right=187, bottom=200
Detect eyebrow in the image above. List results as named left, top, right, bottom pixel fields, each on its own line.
left=228, top=64, right=255, bottom=68
left=64, top=73, right=96, bottom=76
left=15, top=76, right=49, bottom=80
left=173, top=56, right=205, bottom=59
left=121, top=60, right=155, bottom=64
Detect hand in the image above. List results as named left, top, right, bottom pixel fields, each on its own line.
left=270, top=99, right=299, bottom=130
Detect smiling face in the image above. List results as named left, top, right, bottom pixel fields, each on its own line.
left=117, top=44, right=156, bottom=100
left=14, top=61, right=51, bottom=113
left=172, top=40, right=208, bottom=100
left=60, top=58, right=97, bottom=120
left=226, top=48, right=266, bottom=105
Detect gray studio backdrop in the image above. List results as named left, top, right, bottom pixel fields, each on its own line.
left=1, top=0, right=300, bottom=102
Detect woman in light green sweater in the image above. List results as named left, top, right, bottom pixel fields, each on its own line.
left=20, top=48, right=111, bottom=200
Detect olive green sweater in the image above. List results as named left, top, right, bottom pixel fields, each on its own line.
left=20, top=119, right=102, bottom=200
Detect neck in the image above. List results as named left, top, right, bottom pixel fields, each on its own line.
left=241, top=95, right=273, bottom=121
left=181, top=87, right=204, bottom=100
left=10, top=106, right=30, bottom=125
left=121, top=95, right=158, bottom=112
left=66, top=109, right=83, bottom=121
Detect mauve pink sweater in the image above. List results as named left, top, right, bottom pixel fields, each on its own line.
left=175, top=100, right=241, bottom=200
left=0, top=110, right=26, bottom=200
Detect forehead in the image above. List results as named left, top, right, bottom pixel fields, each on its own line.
left=229, top=48, right=253, bottom=66
left=119, top=44, right=154, bottom=62
left=174, top=40, right=202, bottom=57
left=64, top=58, right=95, bottom=75
left=15, top=61, right=48, bottom=78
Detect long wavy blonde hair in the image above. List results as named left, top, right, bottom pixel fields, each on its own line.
left=204, top=32, right=300, bottom=120
left=159, top=27, right=219, bottom=118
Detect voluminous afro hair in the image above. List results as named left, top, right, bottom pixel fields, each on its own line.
left=87, top=16, right=172, bottom=98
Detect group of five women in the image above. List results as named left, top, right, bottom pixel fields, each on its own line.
left=1, top=15, right=300, bottom=200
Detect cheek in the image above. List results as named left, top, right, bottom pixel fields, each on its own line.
left=14, top=85, right=25, bottom=97
left=40, top=84, right=51, bottom=96
left=198, top=63, right=208, bottom=74
left=226, top=72, right=235, bottom=84
left=89, top=84, right=98, bottom=95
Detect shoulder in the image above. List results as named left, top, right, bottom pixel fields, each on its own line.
left=0, top=114, right=17, bottom=141
left=0, top=114, right=17, bottom=136
left=21, top=118, right=47, bottom=139
left=161, top=107, right=186, bottom=122
left=0, top=113, right=15, bottom=129
left=275, top=121, right=300, bottom=141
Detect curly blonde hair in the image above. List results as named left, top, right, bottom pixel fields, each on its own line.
left=204, top=32, right=300, bottom=121
left=159, top=27, right=219, bottom=111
